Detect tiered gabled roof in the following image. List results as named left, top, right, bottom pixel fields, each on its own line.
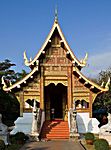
left=2, top=16, right=110, bottom=93
left=73, top=67, right=110, bottom=93
left=24, top=18, right=88, bottom=69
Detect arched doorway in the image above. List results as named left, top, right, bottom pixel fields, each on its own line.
left=44, top=83, right=67, bottom=120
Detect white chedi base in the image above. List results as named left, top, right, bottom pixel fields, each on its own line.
left=76, top=113, right=100, bottom=134
left=10, top=113, right=33, bottom=135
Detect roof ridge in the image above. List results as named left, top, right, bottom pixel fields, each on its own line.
left=73, top=67, right=109, bottom=92
left=3, top=66, right=39, bottom=92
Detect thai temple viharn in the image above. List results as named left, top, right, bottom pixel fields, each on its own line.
left=2, top=12, right=110, bottom=140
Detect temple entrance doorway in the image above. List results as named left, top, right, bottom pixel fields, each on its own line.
left=44, top=83, right=67, bottom=120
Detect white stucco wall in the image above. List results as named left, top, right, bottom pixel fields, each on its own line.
left=76, top=112, right=100, bottom=134
left=10, top=113, right=33, bottom=135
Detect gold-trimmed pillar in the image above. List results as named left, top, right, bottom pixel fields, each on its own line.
left=89, top=91, right=92, bottom=118
left=67, top=66, right=72, bottom=109
left=40, top=66, right=44, bottom=110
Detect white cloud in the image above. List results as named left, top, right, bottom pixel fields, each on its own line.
left=82, top=51, right=111, bottom=78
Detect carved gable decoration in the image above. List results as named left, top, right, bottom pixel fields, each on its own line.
left=41, top=29, right=72, bottom=66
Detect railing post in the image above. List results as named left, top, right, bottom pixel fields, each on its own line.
left=69, top=107, right=79, bottom=140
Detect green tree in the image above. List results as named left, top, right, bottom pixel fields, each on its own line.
left=0, top=59, right=29, bottom=126
left=93, top=67, right=111, bottom=112
left=0, top=59, right=16, bottom=81
left=0, top=89, right=20, bottom=126
left=0, top=59, right=28, bottom=86
left=0, top=59, right=28, bottom=126
left=15, top=69, right=27, bottom=82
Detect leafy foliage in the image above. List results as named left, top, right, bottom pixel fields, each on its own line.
left=93, top=67, right=111, bottom=112
left=0, top=59, right=15, bottom=81
left=0, top=59, right=28, bottom=126
left=14, top=132, right=29, bottom=143
left=85, top=132, right=95, bottom=141
left=0, top=139, right=5, bottom=150
left=15, top=132, right=26, bottom=141
left=14, top=69, right=27, bottom=82
left=0, top=59, right=27, bottom=85
left=0, top=89, right=20, bottom=126
left=94, top=139, right=109, bottom=150
left=0, top=59, right=27, bottom=126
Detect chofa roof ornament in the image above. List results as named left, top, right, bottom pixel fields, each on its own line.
left=9, top=80, right=12, bottom=87
left=105, top=77, right=110, bottom=90
left=1, top=76, right=7, bottom=89
left=81, top=52, right=88, bottom=65
left=23, top=51, right=30, bottom=66
left=101, top=81, right=104, bottom=87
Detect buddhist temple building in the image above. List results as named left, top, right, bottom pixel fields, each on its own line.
left=2, top=12, right=110, bottom=138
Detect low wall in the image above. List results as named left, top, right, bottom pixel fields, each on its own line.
left=77, top=112, right=100, bottom=134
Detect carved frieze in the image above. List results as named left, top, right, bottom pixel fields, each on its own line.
left=57, top=57, right=66, bottom=64
left=45, top=57, right=55, bottom=64
left=74, top=87, right=88, bottom=92
left=44, top=67, right=50, bottom=71
left=45, top=80, right=68, bottom=86
left=52, top=66, right=59, bottom=71
left=51, top=48, right=59, bottom=55
left=73, top=93, right=90, bottom=97
left=61, top=67, right=67, bottom=71
left=73, top=89, right=90, bottom=102
left=74, top=97, right=89, bottom=102
left=24, top=91, right=40, bottom=96
left=44, top=70, right=67, bottom=76
left=24, top=95, right=40, bottom=102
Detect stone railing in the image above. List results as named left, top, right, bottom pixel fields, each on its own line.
left=31, top=108, right=45, bottom=141
left=40, top=110, right=45, bottom=133
left=68, top=108, right=79, bottom=139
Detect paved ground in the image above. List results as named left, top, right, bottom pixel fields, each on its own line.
left=20, top=140, right=85, bottom=150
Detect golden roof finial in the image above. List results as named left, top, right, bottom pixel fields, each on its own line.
left=55, top=6, right=58, bottom=23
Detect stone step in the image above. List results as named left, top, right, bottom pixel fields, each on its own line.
left=40, top=120, right=69, bottom=140
left=42, top=130, right=69, bottom=133
left=45, top=136, right=69, bottom=139
left=48, top=135, right=69, bottom=137
left=43, top=127, right=69, bottom=130
left=47, top=134, right=69, bottom=137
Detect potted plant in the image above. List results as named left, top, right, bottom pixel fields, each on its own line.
left=85, top=132, right=95, bottom=145
left=15, top=132, right=26, bottom=144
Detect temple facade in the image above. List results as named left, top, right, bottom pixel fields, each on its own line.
left=2, top=15, right=110, bottom=135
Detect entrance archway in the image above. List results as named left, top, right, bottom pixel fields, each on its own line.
left=44, top=83, right=67, bottom=120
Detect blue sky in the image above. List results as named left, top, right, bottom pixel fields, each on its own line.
left=0, top=0, right=111, bottom=78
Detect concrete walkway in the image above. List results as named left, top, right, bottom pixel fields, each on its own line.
left=20, top=140, right=85, bottom=150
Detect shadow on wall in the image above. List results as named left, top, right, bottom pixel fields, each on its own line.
left=77, top=113, right=100, bottom=134
left=76, top=114, right=86, bottom=133
left=88, top=120, right=93, bottom=132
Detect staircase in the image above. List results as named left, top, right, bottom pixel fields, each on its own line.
left=40, top=120, right=69, bottom=140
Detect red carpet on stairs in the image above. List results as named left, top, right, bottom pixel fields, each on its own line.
left=40, top=120, right=69, bottom=140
